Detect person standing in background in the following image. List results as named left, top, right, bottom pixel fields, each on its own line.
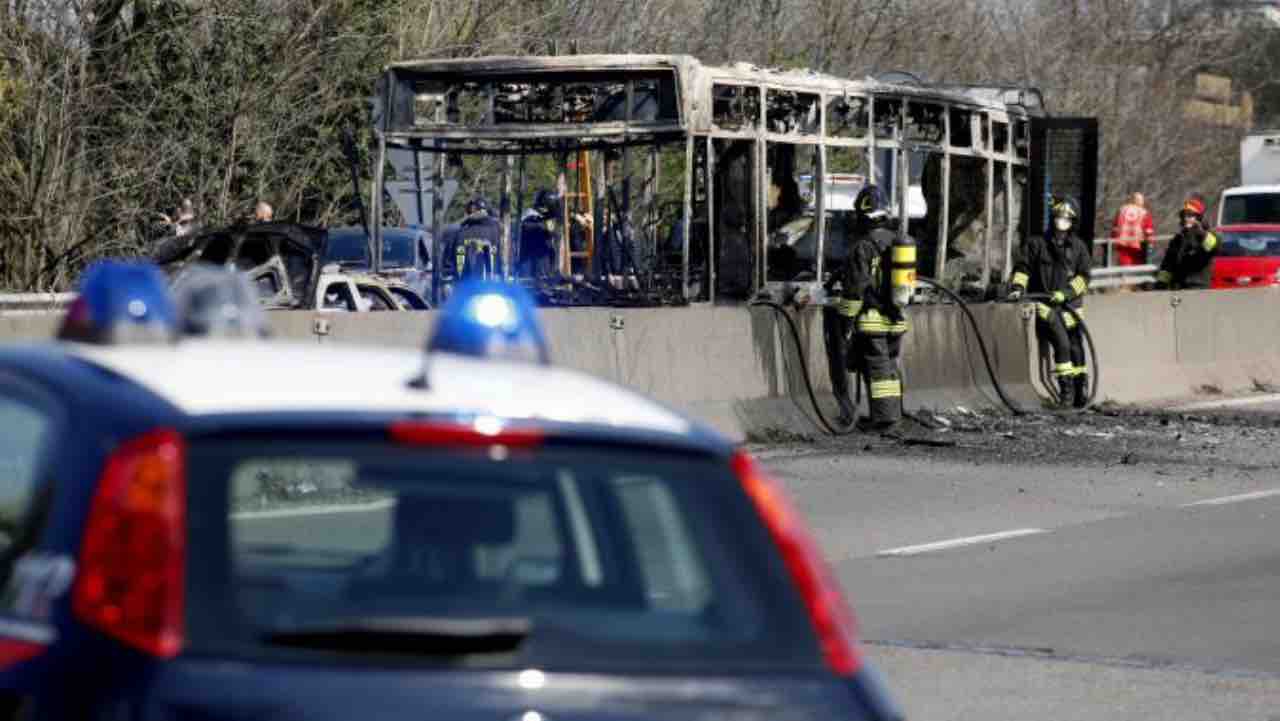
left=1109, top=192, right=1154, bottom=268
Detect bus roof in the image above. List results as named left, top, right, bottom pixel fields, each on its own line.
left=381, top=53, right=1044, bottom=123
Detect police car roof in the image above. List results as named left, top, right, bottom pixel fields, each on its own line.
left=58, top=340, right=714, bottom=446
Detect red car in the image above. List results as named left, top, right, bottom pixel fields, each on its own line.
left=1211, top=223, right=1280, bottom=289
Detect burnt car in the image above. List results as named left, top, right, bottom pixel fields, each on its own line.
left=154, top=223, right=428, bottom=311
left=325, top=225, right=433, bottom=300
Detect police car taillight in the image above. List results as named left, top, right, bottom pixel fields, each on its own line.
left=72, top=429, right=186, bottom=658
left=731, top=450, right=863, bottom=676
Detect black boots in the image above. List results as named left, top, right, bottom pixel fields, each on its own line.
left=1057, top=376, right=1077, bottom=409
left=1073, top=375, right=1089, bottom=409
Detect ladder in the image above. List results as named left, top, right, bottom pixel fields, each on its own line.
left=558, top=148, right=594, bottom=276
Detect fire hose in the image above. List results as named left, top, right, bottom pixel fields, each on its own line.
left=748, top=277, right=1100, bottom=436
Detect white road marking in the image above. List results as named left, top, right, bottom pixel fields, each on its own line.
left=1171, top=393, right=1280, bottom=411
left=877, top=528, right=1048, bottom=557
left=232, top=498, right=395, bottom=520
left=1181, top=489, right=1280, bottom=507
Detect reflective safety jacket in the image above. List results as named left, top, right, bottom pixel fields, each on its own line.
left=834, top=226, right=911, bottom=332
left=1110, top=202, right=1154, bottom=251
left=1011, top=233, right=1092, bottom=310
left=453, top=215, right=503, bottom=280
left=1157, top=226, right=1219, bottom=290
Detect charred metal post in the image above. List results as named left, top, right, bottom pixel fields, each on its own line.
left=644, top=145, right=658, bottom=279
left=682, top=136, right=693, bottom=299
left=501, top=155, right=514, bottom=280
left=515, top=154, right=527, bottom=279
left=937, top=106, right=952, bottom=281
left=413, top=148, right=426, bottom=226
left=984, top=113, right=995, bottom=289
left=431, top=147, right=444, bottom=306
left=371, top=136, right=387, bottom=274
left=867, top=96, right=877, bottom=194
left=899, top=102, right=909, bottom=243
left=705, top=136, right=715, bottom=302
left=815, top=141, right=826, bottom=285
left=1004, top=154, right=1014, bottom=282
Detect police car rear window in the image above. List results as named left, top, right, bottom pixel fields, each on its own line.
left=183, top=440, right=820, bottom=670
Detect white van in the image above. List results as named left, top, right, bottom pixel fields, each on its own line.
left=1216, top=132, right=1280, bottom=227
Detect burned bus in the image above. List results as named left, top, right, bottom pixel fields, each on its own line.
left=369, top=54, right=1097, bottom=305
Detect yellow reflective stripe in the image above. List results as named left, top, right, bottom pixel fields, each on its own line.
left=1053, top=362, right=1073, bottom=376
left=891, top=268, right=916, bottom=285
left=1011, top=272, right=1029, bottom=288
left=1203, top=231, right=1218, bottom=252
left=1156, top=270, right=1172, bottom=283
left=1063, top=312, right=1077, bottom=329
left=1072, top=364, right=1088, bottom=376
left=1070, top=275, right=1088, bottom=295
left=1036, top=303, right=1051, bottom=320
left=869, top=380, right=902, bottom=398
left=836, top=299, right=862, bottom=317
left=892, top=245, right=917, bottom=263
left=858, top=309, right=889, bottom=332
left=888, top=321, right=909, bottom=334
left=1051, top=290, right=1066, bottom=304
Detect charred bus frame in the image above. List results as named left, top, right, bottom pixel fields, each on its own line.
left=370, top=54, right=1048, bottom=305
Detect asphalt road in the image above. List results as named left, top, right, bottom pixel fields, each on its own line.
left=762, top=448, right=1280, bottom=720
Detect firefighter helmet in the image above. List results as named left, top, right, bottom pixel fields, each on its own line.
left=1051, top=196, right=1080, bottom=222
left=1180, top=194, right=1207, bottom=220
left=532, top=189, right=560, bottom=217
left=465, top=196, right=492, bottom=216
left=854, top=185, right=890, bottom=225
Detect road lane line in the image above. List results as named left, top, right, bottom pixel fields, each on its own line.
left=877, top=528, right=1047, bottom=557
left=232, top=498, right=395, bottom=520
left=1181, top=489, right=1280, bottom=507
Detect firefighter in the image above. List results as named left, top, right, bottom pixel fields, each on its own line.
left=1008, top=196, right=1092, bottom=408
left=518, top=189, right=560, bottom=279
left=1156, top=194, right=1218, bottom=290
left=453, top=196, right=503, bottom=281
left=823, top=185, right=915, bottom=430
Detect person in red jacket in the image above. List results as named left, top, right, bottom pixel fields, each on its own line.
left=1110, top=192, right=1154, bottom=267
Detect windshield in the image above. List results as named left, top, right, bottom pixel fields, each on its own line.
left=379, top=231, right=417, bottom=268
left=1221, top=193, right=1280, bottom=225
left=185, top=439, right=816, bottom=670
left=325, top=228, right=417, bottom=268
left=1217, top=230, right=1280, bottom=257
left=325, top=228, right=369, bottom=265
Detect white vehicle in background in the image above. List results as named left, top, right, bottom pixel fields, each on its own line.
left=1241, top=131, right=1280, bottom=186
left=1217, top=131, right=1280, bottom=227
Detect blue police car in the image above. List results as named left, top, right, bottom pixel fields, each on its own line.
left=0, top=268, right=903, bottom=720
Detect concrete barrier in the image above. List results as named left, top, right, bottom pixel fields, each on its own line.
left=5, top=288, right=1277, bottom=440
left=1084, top=288, right=1280, bottom=405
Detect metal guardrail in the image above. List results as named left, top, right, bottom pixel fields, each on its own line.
left=1090, top=233, right=1172, bottom=290
left=1089, top=264, right=1157, bottom=289
left=0, top=293, right=76, bottom=313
